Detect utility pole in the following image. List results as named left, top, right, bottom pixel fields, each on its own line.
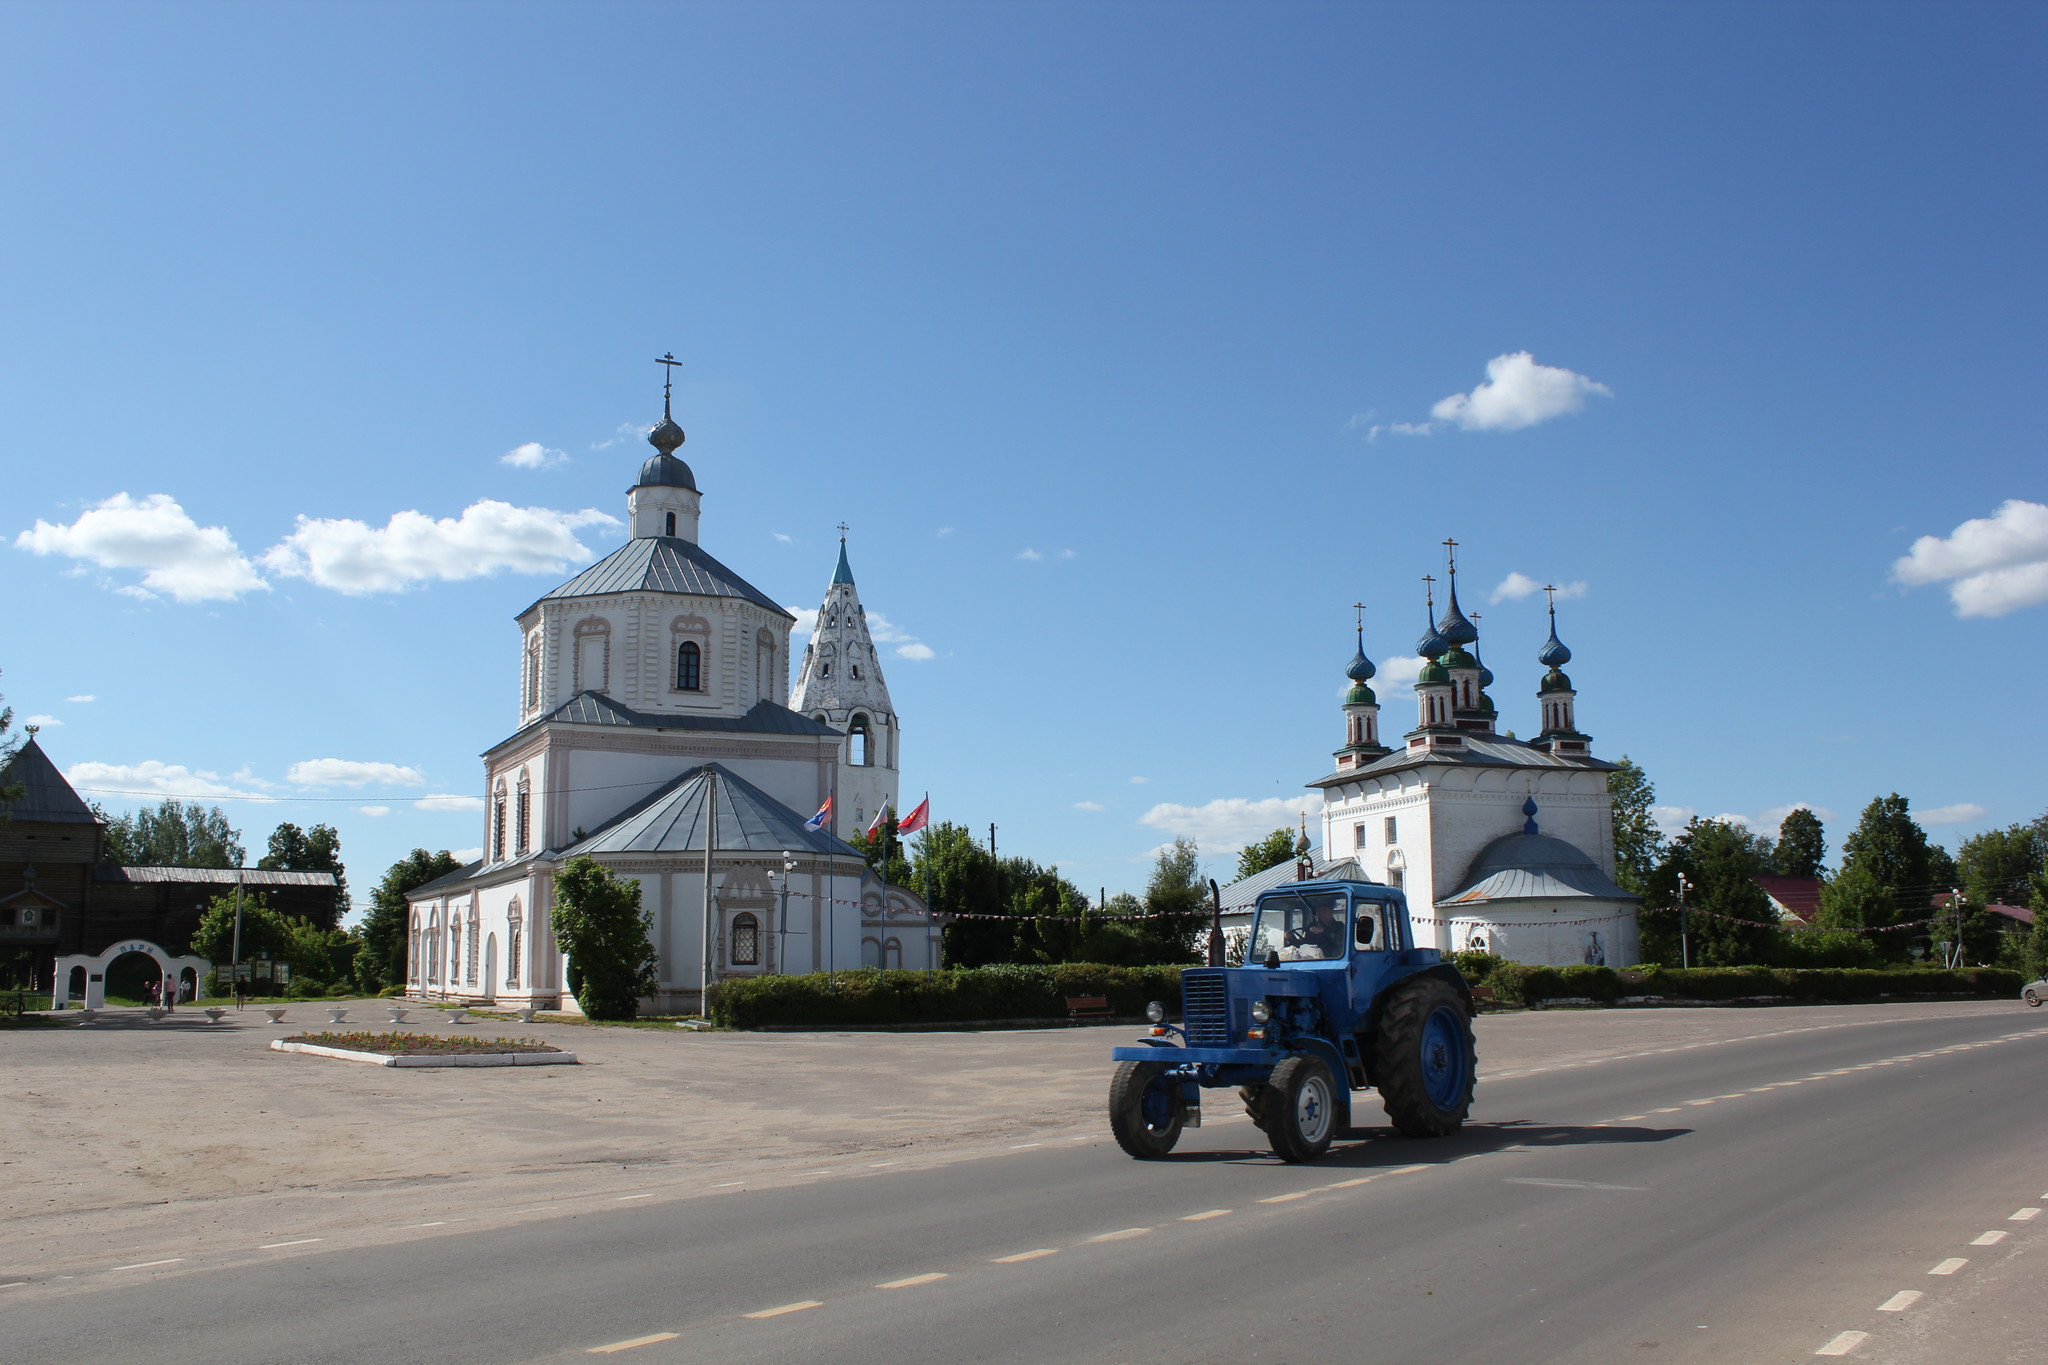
left=230, top=868, right=245, bottom=1006
left=700, top=769, right=718, bottom=1016
left=1677, top=873, right=1691, bottom=970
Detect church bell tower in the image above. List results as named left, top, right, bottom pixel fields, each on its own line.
left=788, top=533, right=902, bottom=838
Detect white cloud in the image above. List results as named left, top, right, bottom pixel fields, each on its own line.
left=936, top=527, right=954, bottom=537
left=1017, top=548, right=1043, bottom=561
left=1074, top=801, right=1106, bottom=812
left=1652, top=805, right=1697, bottom=838
left=66, top=695, right=95, bottom=703
left=288, top=758, right=425, bottom=788
left=592, top=422, right=651, bottom=451
left=772, top=532, right=793, bottom=543
left=865, top=612, right=935, bottom=663
left=1754, top=802, right=1837, bottom=830
left=1129, top=776, right=1149, bottom=785
left=417, top=793, right=485, bottom=812
left=64, top=760, right=271, bottom=801
left=500, top=442, right=568, bottom=470
left=1389, top=422, right=1432, bottom=437
left=16, top=492, right=268, bottom=602
left=451, top=846, right=484, bottom=862
left=894, top=643, right=935, bottom=661
left=787, top=606, right=819, bottom=638
left=357, top=806, right=392, bottom=817
left=24, top=715, right=61, bottom=727
left=261, top=500, right=619, bottom=594
left=1140, top=795, right=1323, bottom=853
left=1058, top=549, right=1079, bottom=560
left=1919, top=802, right=1987, bottom=826
left=1892, top=500, right=2048, bottom=618
left=1430, top=352, right=1613, bottom=433
left=1369, top=655, right=1427, bottom=701
left=1491, top=573, right=1589, bottom=604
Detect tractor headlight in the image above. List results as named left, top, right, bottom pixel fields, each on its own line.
left=1250, top=999, right=1271, bottom=1023
left=1145, top=1000, right=1167, bottom=1023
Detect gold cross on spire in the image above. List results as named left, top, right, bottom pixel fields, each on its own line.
left=1421, top=573, right=1436, bottom=610
left=655, top=352, right=682, bottom=418
left=1544, top=582, right=1558, bottom=613
left=1442, top=537, right=1459, bottom=578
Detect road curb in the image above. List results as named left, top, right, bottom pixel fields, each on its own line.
left=269, top=1040, right=579, bottom=1067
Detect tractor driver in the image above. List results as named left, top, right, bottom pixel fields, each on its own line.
left=1291, top=898, right=1345, bottom=959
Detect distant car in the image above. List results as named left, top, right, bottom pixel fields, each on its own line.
left=2026, top=979, right=2046, bottom=1008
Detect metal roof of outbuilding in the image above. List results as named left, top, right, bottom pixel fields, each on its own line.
left=1441, top=832, right=1635, bottom=904
left=1215, top=852, right=1370, bottom=917
left=92, top=865, right=340, bottom=887
left=1308, top=732, right=1616, bottom=789
left=524, top=536, right=792, bottom=618
left=0, top=739, right=99, bottom=824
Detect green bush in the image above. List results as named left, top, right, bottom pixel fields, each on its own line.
left=708, top=963, right=1189, bottom=1029
left=1493, top=963, right=2022, bottom=1007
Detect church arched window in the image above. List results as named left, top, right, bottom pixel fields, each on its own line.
left=409, top=914, right=421, bottom=981
left=884, top=937, right=902, bottom=970
left=676, top=640, right=701, bottom=691
left=515, top=770, right=532, bottom=856
left=573, top=618, right=610, bottom=694
left=848, top=714, right=871, bottom=766
left=730, top=913, right=760, bottom=966
left=665, top=511, right=676, bottom=537
left=467, top=905, right=481, bottom=985
left=426, top=908, right=441, bottom=983
left=756, top=629, right=776, bottom=702
left=491, top=781, right=508, bottom=861
left=506, top=900, right=523, bottom=988
left=523, top=634, right=541, bottom=711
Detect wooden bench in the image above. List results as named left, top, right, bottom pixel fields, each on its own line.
left=1468, top=985, right=1497, bottom=1009
left=1065, top=994, right=1116, bottom=1024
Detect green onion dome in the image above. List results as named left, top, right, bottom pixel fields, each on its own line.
left=1540, top=667, right=1574, bottom=694
left=1440, top=646, right=1476, bottom=670
left=1417, top=658, right=1450, bottom=686
left=1344, top=682, right=1377, bottom=707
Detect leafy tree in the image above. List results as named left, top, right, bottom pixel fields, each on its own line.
left=1640, top=818, right=1776, bottom=966
left=550, top=856, right=659, bottom=1020
left=261, top=821, right=349, bottom=909
left=1607, top=756, right=1663, bottom=896
left=0, top=672, right=21, bottom=815
left=1954, top=825, right=2043, bottom=965
left=1771, top=808, right=1827, bottom=878
left=849, top=811, right=912, bottom=887
left=1818, top=795, right=1935, bottom=956
left=97, top=800, right=244, bottom=868
left=1235, top=829, right=1298, bottom=882
left=357, top=848, right=461, bottom=991
left=1143, top=837, right=1208, bottom=961
left=187, top=892, right=355, bottom=986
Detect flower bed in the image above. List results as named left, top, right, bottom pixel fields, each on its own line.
left=281, top=1031, right=560, bottom=1055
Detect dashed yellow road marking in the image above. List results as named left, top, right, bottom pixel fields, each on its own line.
left=1181, top=1209, right=1232, bottom=1220
left=1087, top=1227, right=1151, bottom=1242
left=1325, top=1177, right=1379, bottom=1189
left=1258, top=1191, right=1311, bottom=1204
left=1685, top=1100, right=1715, bottom=1107
left=876, top=1273, right=947, bottom=1289
left=1929, top=1258, right=1968, bottom=1275
left=743, top=1301, right=823, bottom=1319
left=1878, top=1291, right=1922, bottom=1312
left=991, top=1249, right=1059, bottom=1263
left=589, top=1332, right=681, bottom=1353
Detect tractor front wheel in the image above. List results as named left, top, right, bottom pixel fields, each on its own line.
left=1109, top=1060, right=1185, bottom=1159
left=1373, top=976, right=1476, bottom=1137
left=1257, top=1055, right=1338, bottom=1163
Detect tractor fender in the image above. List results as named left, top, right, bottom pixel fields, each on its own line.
left=1368, top=963, right=1474, bottom=1035
left=1271, top=1036, right=1355, bottom=1125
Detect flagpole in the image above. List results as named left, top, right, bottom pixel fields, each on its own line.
left=700, top=768, right=718, bottom=1019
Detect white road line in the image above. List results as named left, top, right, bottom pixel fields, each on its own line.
left=111, top=1259, right=183, bottom=1271
left=868, top=1162, right=898, bottom=1167
left=588, top=1332, right=681, bottom=1353
left=1181, top=1209, right=1232, bottom=1220
left=1258, top=1191, right=1311, bottom=1204
left=1878, top=1291, right=1923, bottom=1312
left=2010, top=1208, right=2040, bottom=1221
left=402, top=1221, right=447, bottom=1228
left=1009, top=1143, right=1043, bottom=1149
left=1615, top=1115, right=1648, bottom=1122
left=0, top=1281, right=29, bottom=1289
left=714, top=1181, right=748, bottom=1187
left=1970, top=1231, right=2008, bottom=1246
left=1929, top=1258, right=1968, bottom=1275
left=1504, top=1178, right=1649, bottom=1191
left=1087, top=1228, right=1151, bottom=1242
left=743, top=1301, right=822, bottom=1319
left=876, top=1273, right=947, bottom=1289
left=1390, top=1164, right=1430, bottom=1175
left=1711, top=1093, right=1746, bottom=1100
left=617, top=1193, right=656, bottom=1201
left=260, top=1239, right=323, bottom=1249
left=1816, top=1329, right=1868, bottom=1356
left=991, top=1249, right=1059, bottom=1263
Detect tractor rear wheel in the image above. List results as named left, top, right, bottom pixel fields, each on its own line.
left=1257, top=1055, right=1338, bottom=1163
left=1109, top=1060, right=1185, bottom=1159
left=1372, top=976, right=1476, bottom=1137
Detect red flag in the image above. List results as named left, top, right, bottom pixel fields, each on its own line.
left=897, top=796, right=929, bottom=835
left=866, top=805, right=891, bottom=840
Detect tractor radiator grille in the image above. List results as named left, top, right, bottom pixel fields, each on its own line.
left=1181, top=970, right=1230, bottom=1046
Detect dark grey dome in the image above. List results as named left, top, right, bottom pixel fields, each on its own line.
left=1468, top=832, right=1599, bottom=878
left=635, top=452, right=697, bottom=491
left=1441, top=830, right=1634, bottom=904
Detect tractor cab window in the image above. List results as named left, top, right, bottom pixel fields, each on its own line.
left=1354, top=902, right=1387, bottom=950
left=1250, top=891, right=1348, bottom=962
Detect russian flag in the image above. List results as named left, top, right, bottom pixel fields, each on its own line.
left=866, top=805, right=891, bottom=839
left=804, top=795, right=833, bottom=832
left=897, top=795, right=929, bottom=835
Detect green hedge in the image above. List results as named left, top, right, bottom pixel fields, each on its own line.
left=707, top=964, right=1188, bottom=1029
left=1478, top=963, right=2022, bottom=1007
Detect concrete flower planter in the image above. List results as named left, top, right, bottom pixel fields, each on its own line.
left=514, top=1008, right=537, bottom=1023
left=269, top=1040, right=577, bottom=1068
left=325, top=1007, right=350, bottom=1025
left=204, top=1008, right=228, bottom=1023
left=447, top=1008, right=469, bottom=1024
left=386, top=1008, right=411, bottom=1024
left=264, top=1007, right=288, bottom=1023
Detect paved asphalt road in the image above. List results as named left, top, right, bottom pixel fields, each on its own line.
left=12, top=1004, right=2047, bottom=1364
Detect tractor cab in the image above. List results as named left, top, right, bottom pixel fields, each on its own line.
left=1247, top=882, right=1406, bottom=965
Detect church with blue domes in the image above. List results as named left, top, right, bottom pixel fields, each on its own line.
left=1295, top=550, right=1639, bottom=968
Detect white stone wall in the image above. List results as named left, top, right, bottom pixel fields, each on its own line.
left=516, top=592, right=792, bottom=728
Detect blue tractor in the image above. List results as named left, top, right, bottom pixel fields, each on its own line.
left=1109, top=878, right=1476, bottom=1163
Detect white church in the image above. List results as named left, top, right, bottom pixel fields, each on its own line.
left=1223, top=557, right=1639, bottom=968
left=404, top=379, right=937, bottom=1012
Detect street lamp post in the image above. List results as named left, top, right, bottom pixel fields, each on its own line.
left=1677, top=873, right=1691, bottom=970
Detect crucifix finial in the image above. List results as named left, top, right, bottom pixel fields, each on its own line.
left=836, top=521, right=850, bottom=541
left=1544, top=582, right=1558, bottom=615
left=1421, top=573, right=1436, bottom=611
left=655, top=352, right=682, bottom=418
left=1352, top=601, right=1365, bottom=641
left=1442, top=536, right=1459, bottom=579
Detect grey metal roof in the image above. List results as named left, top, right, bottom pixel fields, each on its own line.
left=1217, top=852, right=1371, bottom=917
left=563, top=763, right=857, bottom=858
left=92, top=865, right=340, bottom=887
left=1441, top=832, right=1635, bottom=905
left=517, top=693, right=841, bottom=739
left=408, top=859, right=486, bottom=897
left=0, top=739, right=99, bottom=824
left=526, top=536, right=791, bottom=618
left=1308, top=731, right=1616, bottom=789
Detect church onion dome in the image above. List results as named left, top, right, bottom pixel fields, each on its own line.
left=1344, top=682, right=1377, bottom=707
left=1436, top=588, right=1479, bottom=646
left=1416, top=615, right=1450, bottom=659
left=1540, top=666, right=1574, bottom=694
left=1345, top=646, right=1376, bottom=684
left=635, top=451, right=697, bottom=492
left=1440, top=646, right=1476, bottom=670
left=1472, top=647, right=1495, bottom=690
left=1537, top=621, right=1572, bottom=668
left=1416, top=658, right=1450, bottom=685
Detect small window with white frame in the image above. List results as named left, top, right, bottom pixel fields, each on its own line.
left=1384, top=816, right=1399, bottom=844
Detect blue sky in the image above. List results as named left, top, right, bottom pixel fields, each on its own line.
left=5, top=2, right=2043, bottom=914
